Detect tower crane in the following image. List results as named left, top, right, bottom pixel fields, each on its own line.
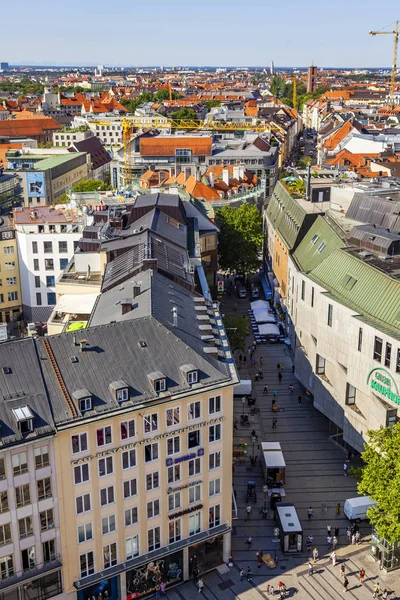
left=369, top=21, right=399, bottom=110
left=293, top=76, right=297, bottom=109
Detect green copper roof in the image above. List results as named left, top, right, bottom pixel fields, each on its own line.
left=293, top=216, right=345, bottom=272
left=266, top=181, right=308, bottom=250
left=309, top=249, right=400, bottom=337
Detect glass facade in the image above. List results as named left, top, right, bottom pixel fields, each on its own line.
left=189, top=535, right=223, bottom=577
left=0, top=569, right=62, bottom=600
left=77, top=575, right=119, bottom=600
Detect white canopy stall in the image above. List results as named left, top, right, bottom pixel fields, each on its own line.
left=258, top=323, right=280, bottom=336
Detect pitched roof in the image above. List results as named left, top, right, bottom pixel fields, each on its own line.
left=322, top=120, right=355, bottom=151
left=140, top=136, right=212, bottom=157
left=293, top=216, right=345, bottom=272
left=0, top=113, right=61, bottom=138
left=309, top=248, right=400, bottom=339
left=69, top=136, right=111, bottom=170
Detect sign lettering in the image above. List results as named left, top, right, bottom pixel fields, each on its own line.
left=366, top=368, right=400, bottom=406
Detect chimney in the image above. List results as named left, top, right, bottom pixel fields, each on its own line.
left=172, top=306, right=178, bottom=327
left=121, top=299, right=132, bottom=315
left=239, top=165, right=245, bottom=180
left=233, top=166, right=240, bottom=180
left=142, top=258, right=158, bottom=272
left=222, top=169, right=230, bottom=186
left=73, top=334, right=77, bottom=346
left=79, top=339, right=88, bottom=352
left=132, top=282, right=141, bottom=298
left=209, top=172, right=215, bottom=187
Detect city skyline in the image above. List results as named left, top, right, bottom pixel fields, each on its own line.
left=2, top=0, right=399, bottom=67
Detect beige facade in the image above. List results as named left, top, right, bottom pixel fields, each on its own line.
left=55, top=386, right=233, bottom=600
left=0, top=225, right=22, bottom=323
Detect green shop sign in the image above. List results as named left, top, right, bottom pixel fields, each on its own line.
left=366, top=367, right=400, bottom=405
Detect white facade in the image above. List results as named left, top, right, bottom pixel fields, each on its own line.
left=287, top=259, right=400, bottom=453
left=0, top=438, right=63, bottom=598
left=16, top=222, right=83, bottom=322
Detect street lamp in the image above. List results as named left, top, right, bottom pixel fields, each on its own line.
left=242, top=396, right=246, bottom=416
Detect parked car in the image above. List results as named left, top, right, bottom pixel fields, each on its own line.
left=251, top=286, right=260, bottom=299
left=238, top=287, right=247, bottom=299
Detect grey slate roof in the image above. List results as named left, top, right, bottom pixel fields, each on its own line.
left=346, top=194, right=400, bottom=231
left=0, top=338, right=55, bottom=446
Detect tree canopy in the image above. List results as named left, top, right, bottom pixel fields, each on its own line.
left=170, top=107, right=198, bottom=121
left=0, top=78, right=44, bottom=95
left=223, top=315, right=249, bottom=352
left=215, top=204, right=263, bottom=274
left=269, top=76, right=329, bottom=110
left=358, top=423, right=400, bottom=543
left=204, top=100, right=221, bottom=110
left=72, top=179, right=111, bottom=192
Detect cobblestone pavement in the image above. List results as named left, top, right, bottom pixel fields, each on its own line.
left=154, top=280, right=400, bottom=600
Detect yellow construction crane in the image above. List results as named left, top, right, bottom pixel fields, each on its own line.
left=369, top=21, right=399, bottom=109
left=293, top=76, right=297, bottom=109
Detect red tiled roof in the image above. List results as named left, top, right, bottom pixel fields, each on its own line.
left=0, top=113, right=61, bottom=138
left=140, top=137, right=212, bottom=157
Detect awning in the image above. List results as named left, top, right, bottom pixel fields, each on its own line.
left=263, top=450, right=286, bottom=469
left=251, top=300, right=270, bottom=310
left=253, top=308, right=277, bottom=324
left=258, top=323, right=280, bottom=336
left=54, top=293, right=99, bottom=315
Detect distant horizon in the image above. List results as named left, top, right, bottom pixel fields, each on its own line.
left=1, top=63, right=396, bottom=71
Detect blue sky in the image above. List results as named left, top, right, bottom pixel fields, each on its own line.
left=3, top=0, right=399, bottom=67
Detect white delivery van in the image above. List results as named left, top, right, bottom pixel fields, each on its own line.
left=233, top=380, right=252, bottom=397
left=343, top=496, right=376, bottom=523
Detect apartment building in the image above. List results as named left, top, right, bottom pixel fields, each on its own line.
left=7, top=153, right=88, bottom=207
left=13, top=207, right=85, bottom=321
left=35, top=257, right=237, bottom=600
left=0, top=219, right=22, bottom=323
left=0, top=338, right=63, bottom=600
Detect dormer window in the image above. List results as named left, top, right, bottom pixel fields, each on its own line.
left=155, top=379, right=166, bottom=393
left=148, top=372, right=167, bottom=394
left=180, top=364, right=199, bottom=386
left=109, top=381, right=129, bottom=403
left=80, top=398, right=92, bottom=413
left=73, top=389, right=92, bottom=414
left=12, top=406, right=34, bottom=434
left=117, top=388, right=129, bottom=402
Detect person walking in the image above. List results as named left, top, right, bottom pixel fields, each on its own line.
left=340, top=564, right=346, bottom=578
left=312, top=547, right=319, bottom=563
left=343, top=576, right=349, bottom=593
left=160, top=582, right=166, bottom=595
left=240, top=569, right=245, bottom=583
left=272, top=417, right=278, bottom=430
left=228, top=556, right=233, bottom=569
left=246, top=505, right=252, bottom=520
left=359, top=569, right=365, bottom=584
left=298, top=395, right=302, bottom=406
left=269, top=585, right=275, bottom=596
left=333, top=536, right=338, bottom=550
left=278, top=372, right=283, bottom=382
left=306, top=535, right=313, bottom=552
left=260, top=357, right=264, bottom=366
left=382, top=589, right=388, bottom=600
left=327, top=524, right=332, bottom=536
left=343, top=463, right=348, bottom=476
left=307, top=507, right=314, bottom=520
left=277, top=363, right=281, bottom=371
left=331, top=551, right=337, bottom=566
left=335, top=527, right=340, bottom=538
left=246, top=567, right=253, bottom=582
left=197, top=578, right=204, bottom=594
left=308, top=562, right=314, bottom=576
left=321, top=501, right=327, bottom=513
left=264, top=384, right=268, bottom=394
left=155, top=584, right=161, bottom=597
left=288, top=385, right=294, bottom=394
left=273, top=389, right=278, bottom=398
left=346, top=527, right=352, bottom=544
left=351, top=534, right=356, bottom=545
left=246, top=536, right=252, bottom=550
left=327, top=535, right=333, bottom=550
left=373, top=583, right=380, bottom=598
left=280, top=363, right=284, bottom=370
left=355, top=531, right=361, bottom=544
left=256, top=550, right=263, bottom=568
left=336, top=503, right=341, bottom=515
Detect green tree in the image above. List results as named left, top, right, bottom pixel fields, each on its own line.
left=57, top=193, right=70, bottom=205
left=216, top=204, right=263, bottom=275
left=204, top=100, right=221, bottom=110
left=223, top=315, right=249, bottom=352
left=120, top=92, right=155, bottom=114
left=358, top=424, right=400, bottom=543
left=72, top=179, right=111, bottom=192
left=171, top=107, right=198, bottom=121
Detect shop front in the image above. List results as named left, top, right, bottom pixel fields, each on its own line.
left=78, top=576, right=119, bottom=600
left=126, top=550, right=183, bottom=599
left=371, top=531, right=400, bottom=572
left=188, top=535, right=223, bottom=578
